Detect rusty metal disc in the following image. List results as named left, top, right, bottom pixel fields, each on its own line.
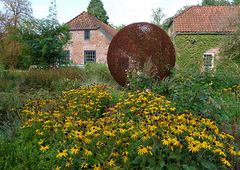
left=107, top=22, right=176, bottom=86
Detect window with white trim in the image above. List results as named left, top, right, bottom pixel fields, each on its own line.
left=84, top=50, right=96, bottom=64
left=203, top=53, right=214, bottom=70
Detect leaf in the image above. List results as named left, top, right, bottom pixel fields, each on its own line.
left=167, top=164, right=180, bottom=170
left=201, top=160, right=217, bottom=170
left=132, top=156, right=142, bottom=165
left=182, top=164, right=198, bottom=170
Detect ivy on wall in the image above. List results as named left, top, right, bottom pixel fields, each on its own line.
left=174, top=34, right=225, bottom=71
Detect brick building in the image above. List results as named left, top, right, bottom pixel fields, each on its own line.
left=66, top=11, right=117, bottom=65
left=168, top=6, right=240, bottom=71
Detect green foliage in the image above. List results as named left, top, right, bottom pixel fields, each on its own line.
left=87, top=0, right=109, bottom=24
left=1, top=85, right=239, bottom=169
left=222, top=15, right=240, bottom=63
left=0, top=28, right=23, bottom=69
left=19, top=67, right=86, bottom=91
left=233, top=0, right=240, bottom=4
left=84, top=63, right=117, bottom=85
left=202, top=0, right=231, bottom=5
left=151, top=7, right=166, bottom=26
left=175, top=35, right=225, bottom=71
left=127, top=70, right=155, bottom=90
left=18, top=19, right=70, bottom=67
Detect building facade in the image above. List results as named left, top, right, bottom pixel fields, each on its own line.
left=66, top=12, right=117, bottom=65
left=168, top=6, right=240, bottom=71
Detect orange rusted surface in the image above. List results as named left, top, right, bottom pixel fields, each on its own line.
left=107, top=22, right=175, bottom=86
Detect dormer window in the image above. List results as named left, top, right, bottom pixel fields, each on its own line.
left=84, top=30, right=90, bottom=40
left=203, top=53, right=214, bottom=70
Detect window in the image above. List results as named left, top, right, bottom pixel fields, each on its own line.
left=64, top=50, right=70, bottom=61
left=203, top=53, right=214, bottom=70
left=84, top=30, right=90, bottom=40
left=84, top=50, right=96, bottom=64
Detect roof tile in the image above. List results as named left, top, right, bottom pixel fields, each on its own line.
left=67, top=11, right=117, bottom=37
left=173, top=6, right=240, bottom=33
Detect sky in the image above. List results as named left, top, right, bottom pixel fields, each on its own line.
left=30, top=0, right=201, bottom=26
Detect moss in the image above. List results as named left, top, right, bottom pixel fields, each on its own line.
left=174, top=35, right=225, bottom=71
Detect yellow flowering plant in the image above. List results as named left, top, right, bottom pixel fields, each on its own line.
left=18, top=85, right=240, bottom=169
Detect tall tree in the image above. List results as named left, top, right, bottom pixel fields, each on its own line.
left=151, top=7, right=166, bottom=26
left=47, top=0, right=58, bottom=25
left=17, top=0, right=70, bottom=67
left=87, top=0, right=109, bottom=24
left=232, top=0, right=240, bottom=4
left=0, top=0, right=32, bottom=28
left=202, top=0, right=230, bottom=6
left=0, top=0, right=32, bottom=68
left=18, top=19, right=70, bottom=67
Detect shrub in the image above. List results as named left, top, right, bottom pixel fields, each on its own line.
left=84, top=63, right=116, bottom=85
left=19, top=67, right=86, bottom=91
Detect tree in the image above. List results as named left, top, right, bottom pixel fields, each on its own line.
left=87, top=0, right=109, bottom=24
left=222, top=14, right=240, bottom=63
left=202, top=0, right=230, bottom=6
left=114, top=24, right=126, bottom=31
left=47, top=0, right=58, bottom=25
left=232, top=0, right=240, bottom=4
left=162, top=6, right=190, bottom=32
left=0, top=0, right=32, bottom=68
left=151, top=7, right=166, bottom=26
left=0, top=27, right=23, bottom=68
left=17, top=0, right=70, bottom=67
left=0, top=0, right=32, bottom=28
left=162, top=17, right=173, bottom=32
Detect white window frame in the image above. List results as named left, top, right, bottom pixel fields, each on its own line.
left=203, top=53, right=215, bottom=70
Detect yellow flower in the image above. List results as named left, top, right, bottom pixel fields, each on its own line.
left=81, top=163, right=89, bottom=169
left=137, top=145, right=148, bottom=155
left=213, top=148, right=226, bottom=157
left=106, top=159, right=115, bottom=167
left=112, top=150, right=119, bottom=157
left=38, top=139, right=44, bottom=145
left=70, top=146, right=79, bottom=155
left=56, top=149, right=68, bottom=158
left=35, top=129, right=44, bottom=136
left=83, top=137, right=91, bottom=144
left=122, top=151, right=128, bottom=163
left=65, top=161, right=72, bottom=167
left=39, top=145, right=49, bottom=152
left=93, top=164, right=102, bottom=170
left=84, top=149, right=93, bottom=156
left=54, top=166, right=61, bottom=170
left=162, top=137, right=170, bottom=146
left=188, top=143, right=200, bottom=153
left=220, top=157, right=231, bottom=167
left=75, top=130, right=84, bottom=139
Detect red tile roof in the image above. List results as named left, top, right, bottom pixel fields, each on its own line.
left=67, top=11, right=117, bottom=37
left=173, top=6, right=240, bottom=33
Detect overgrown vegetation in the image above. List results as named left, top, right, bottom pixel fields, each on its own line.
left=0, top=63, right=117, bottom=134
left=1, top=84, right=240, bottom=169
left=175, top=34, right=225, bottom=71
